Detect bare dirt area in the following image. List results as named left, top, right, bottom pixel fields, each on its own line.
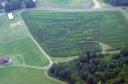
left=93, top=0, right=101, bottom=9
left=99, top=42, right=112, bottom=51
left=10, top=21, right=23, bottom=29
left=99, top=42, right=121, bottom=54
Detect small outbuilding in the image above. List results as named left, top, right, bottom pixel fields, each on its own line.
left=8, top=13, right=14, bottom=20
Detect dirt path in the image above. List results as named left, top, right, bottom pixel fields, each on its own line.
left=99, top=42, right=120, bottom=54
left=11, top=65, right=48, bottom=69
left=33, top=7, right=106, bottom=12
left=10, top=21, right=23, bottom=29
left=52, top=56, right=79, bottom=63
left=93, top=0, right=101, bottom=9
left=102, top=50, right=120, bottom=54
left=19, top=12, right=53, bottom=69
left=99, top=42, right=112, bottom=52
left=120, top=9, right=128, bottom=21
left=0, top=64, right=48, bottom=69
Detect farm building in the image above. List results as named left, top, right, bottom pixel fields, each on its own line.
left=0, top=57, right=12, bottom=65
left=8, top=13, right=14, bottom=20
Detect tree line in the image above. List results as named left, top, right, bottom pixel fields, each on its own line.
left=49, top=50, right=128, bottom=84
left=0, top=0, right=36, bottom=12
left=105, top=0, right=128, bottom=6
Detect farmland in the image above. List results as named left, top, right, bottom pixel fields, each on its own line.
left=0, top=67, right=62, bottom=84
left=22, top=10, right=128, bottom=57
left=0, top=0, right=128, bottom=83
left=0, top=12, right=49, bottom=66
left=0, top=12, right=64, bottom=84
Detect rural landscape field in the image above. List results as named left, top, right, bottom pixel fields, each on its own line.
left=0, top=0, right=128, bottom=84
left=22, top=10, right=128, bottom=57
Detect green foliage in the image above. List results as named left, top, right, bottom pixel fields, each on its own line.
left=0, top=4, right=3, bottom=10
left=22, top=11, right=128, bottom=57
left=0, top=11, right=61, bottom=84
left=4, top=0, right=22, bottom=12
left=104, top=0, right=128, bottom=6
left=49, top=50, right=128, bottom=84
left=4, top=0, right=36, bottom=12
left=24, top=0, right=36, bottom=8
left=0, top=13, right=49, bottom=66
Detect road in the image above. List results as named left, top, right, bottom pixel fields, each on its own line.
left=27, top=5, right=126, bottom=12
left=9, top=65, right=48, bottom=69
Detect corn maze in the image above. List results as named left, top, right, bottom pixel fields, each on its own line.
left=22, top=11, right=128, bottom=57
left=36, top=14, right=103, bottom=56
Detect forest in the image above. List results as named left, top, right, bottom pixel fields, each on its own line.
left=0, top=0, right=36, bottom=12
left=49, top=50, right=128, bottom=84
left=105, top=0, right=128, bottom=6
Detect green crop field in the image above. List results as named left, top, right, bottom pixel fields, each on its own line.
left=38, top=0, right=93, bottom=7
left=22, top=10, right=128, bottom=57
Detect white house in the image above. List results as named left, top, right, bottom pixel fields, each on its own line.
left=8, top=13, right=14, bottom=20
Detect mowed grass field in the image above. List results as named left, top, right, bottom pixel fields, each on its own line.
left=22, top=10, right=128, bottom=57
left=0, top=12, right=64, bottom=84
left=0, top=12, right=49, bottom=66
left=0, top=67, right=62, bottom=84
left=37, top=0, right=93, bottom=7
